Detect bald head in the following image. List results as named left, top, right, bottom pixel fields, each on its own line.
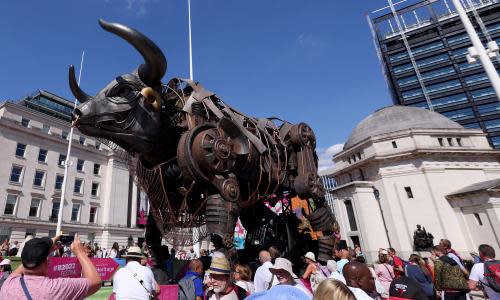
left=259, top=250, right=271, bottom=264
left=343, top=261, right=375, bottom=294
left=189, top=259, right=204, bottom=274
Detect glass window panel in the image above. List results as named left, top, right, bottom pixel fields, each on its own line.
left=33, top=170, right=45, bottom=187
left=42, top=124, right=50, bottom=134
left=397, top=75, right=418, bottom=87
left=89, top=207, right=97, bottom=223
left=29, top=198, right=41, bottom=217
left=71, top=204, right=80, bottom=222
left=447, top=33, right=469, bottom=45
left=431, top=93, right=468, bottom=108
left=51, top=202, right=60, bottom=220
left=463, top=122, right=481, bottom=129
left=344, top=200, right=358, bottom=231
left=478, top=102, right=500, bottom=116
left=77, top=159, right=84, bottom=172
left=61, top=131, right=68, bottom=140
left=441, top=108, right=474, bottom=121
left=464, top=73, right=489, bottom=86
left=55, top=175, right=64, bottom=190
left=10, top=166, right=23, bottom=183
left=58, top=154, right=66, bottom=166
left=471, top=87, right=496, bottom=100
left=458, top=61, right=481, bottom=71
left=16, top=143, right=26, bottom=157
left=409, top=101, right=429, bottom=109
left=412, top=41, right=444, bottom=55
left=487, top=22, right=500, bottom=34
left=74, top=179, right=83, bottom=194
left=485, top=119, right=500, bottom=132
left=91, top=183, right=99, bottom=197
left=416, top=53, right=449, bottom=68
left=452, top=47, right=469, bottom=58
left=4, top=194, right=17, bottom=215
left=421, top=66, right=455, bottom=81
left=402, top=88, right=423, bottom=99
left=79, top=137, right=85, bottom=145
left=93, top=164, right=100, bottom=175
left=491, top=136, right=500, bottom=148
left=21, top=118, right=30, bottom=127
left=426, top=79, right=462, bottom=94
left=38, top=149, right=48, bottom=163
left=393, top=63, right=414, bottom=74
left=389, top=51, right=409, bottom=62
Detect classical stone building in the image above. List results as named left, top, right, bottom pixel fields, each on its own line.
left=0, top=90, right=143, bottom=247
left=328, top=105, right=500, bottom=261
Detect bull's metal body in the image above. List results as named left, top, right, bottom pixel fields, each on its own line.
left=70, top=20, right=335, bottom=260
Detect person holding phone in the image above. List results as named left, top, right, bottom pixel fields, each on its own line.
left=0, top=234, right=101, bottom=299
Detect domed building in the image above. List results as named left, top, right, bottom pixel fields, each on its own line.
left=328, top=105, right=500, bottom=261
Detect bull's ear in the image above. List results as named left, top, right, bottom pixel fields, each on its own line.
left=140, top=87, right=162, bottom=111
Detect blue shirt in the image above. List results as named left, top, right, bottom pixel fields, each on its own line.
left=184, top=271, right=203, bottom=297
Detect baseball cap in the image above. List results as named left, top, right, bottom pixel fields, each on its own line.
left=389, top=276, right=428, bottom=300
left=21, top=237, right=53, bottom=269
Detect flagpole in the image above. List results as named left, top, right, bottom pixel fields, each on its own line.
left=56, top=51, right=85, bottom=236
left=188, top=0, right=194, bottom=80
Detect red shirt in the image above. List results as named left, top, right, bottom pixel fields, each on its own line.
left=392, top=256, right=404, bottom=278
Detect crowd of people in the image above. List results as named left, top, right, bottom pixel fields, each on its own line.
left=0, top=234, right=498, bottom=300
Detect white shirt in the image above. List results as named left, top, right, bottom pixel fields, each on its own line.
left=329, top=270, right=346, bottom=284
left=337, top=259, right=350, bottom=276
left=254, top=261, right=273, bottom=292
left=113, top=261, right=157, bottom=300
left=469, top=262, right=500, bottom=300
left=348, top=287, right=374, bottom=300
left=236, top=280, right=255, bottom=294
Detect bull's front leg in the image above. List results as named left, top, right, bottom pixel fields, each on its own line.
left=205, top=193, right=239, bottom=249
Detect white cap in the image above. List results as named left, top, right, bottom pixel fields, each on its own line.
left=0, top=259, right=11, bottom=266
left=269, top=257, right=298, bottom=278
left=304, top=251, right=316, bottom=262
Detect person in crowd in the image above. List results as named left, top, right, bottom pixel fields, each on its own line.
left=119, top=246, right=127, bottom=258
left=388, top=276, right=428, bottom=300
left=336, top=240, right=350, bottom=276
left=327, top=260, right=346, bottom=283
left=113, top=246, right=160, bottom=300
left=0, top=259, right=12, bottom=289
left=269, top=246, right=280, bottom=264
left=8, top=241, right=18, bottom=256
left=254, top=250, right=273, bottom=292
left=432, top=245, right=469, bottom=300
left=468, top=244, right=500, bottom=300
left=269, top=257, right=312, bottom=298
left=404, top=254, right=434, bottom=300
left=302, top=252, right=326, bottom=293
left=0, top=234, right=101, bottom=299
left=0, top=240, right=9, bottom=256
left=354, top=245, right=365, bottom=260
left=178, top=259, right=204, bottom=300
left=343, top=261, right=376, bottom=300
left=234, top=263, right=255, bottom=294
left=313, top=278, right=356, bottom=300
left=375, top=249, right=394, bottom=298
left=246, top=285, right=312, bottom=300
left=206, top=256, right=247, bottom=300
left=388, top=248, right=405, bottom=278
left=108, top=242, right=120, bottom=258
left=439, top=239, right=468, bottom=275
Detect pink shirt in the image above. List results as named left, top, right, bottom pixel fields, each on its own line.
left=0, top=274, right=90, bottom=300
left=375, top=263, right=394, bottom=293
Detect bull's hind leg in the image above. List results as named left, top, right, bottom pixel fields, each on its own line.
left=145, top=211, right=163, bottom=263
left=205, top=194, right=239, bottom=249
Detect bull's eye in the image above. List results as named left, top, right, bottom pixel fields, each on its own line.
left=116, top=86, right=133, bottom=98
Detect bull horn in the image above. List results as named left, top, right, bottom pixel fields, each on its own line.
left=98, top=19, right=167, bottom=86
left=69, top=65, right=92, bottom=103
left=141, top=87, right=162, bottom=111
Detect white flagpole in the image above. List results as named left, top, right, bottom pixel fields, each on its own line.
left=56, top=51, right=85, bottom=235
left=188, top=0, right=194, bottom=80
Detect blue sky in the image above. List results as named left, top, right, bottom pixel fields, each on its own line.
left=0, top=0, right=395, bottom=171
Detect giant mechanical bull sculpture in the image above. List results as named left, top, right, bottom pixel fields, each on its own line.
left=70, top=20, right=336, bottom=261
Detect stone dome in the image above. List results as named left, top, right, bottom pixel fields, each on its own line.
left=344, top=105, right=464, bottom=150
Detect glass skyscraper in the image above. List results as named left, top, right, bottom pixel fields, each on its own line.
left=369, top=0, right=500, bottom=147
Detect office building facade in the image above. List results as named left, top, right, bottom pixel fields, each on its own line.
left=0, top=90, right=143, bottom=248
left=369, top=0, right=500, bottom=147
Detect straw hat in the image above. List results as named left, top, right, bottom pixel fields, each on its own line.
left=269, top=257, right=297, bottom=278
left=123, top=246, right=145, bottom=258
left=304, top=251, right=316, bottom=262
left=209, top=257, right=231, bottom=275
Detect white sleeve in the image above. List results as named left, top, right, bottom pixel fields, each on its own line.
left=469, top=264, right=482, bottom=282
left=448, top=253, right=465, bottom=270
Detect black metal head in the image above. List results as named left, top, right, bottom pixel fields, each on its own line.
left=70, top=20, right=168, bottom=156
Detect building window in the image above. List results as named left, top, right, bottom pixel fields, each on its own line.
left=357, top=153, right=361, bottom=160
left=74, top=178, right=84, bottom=194
left=344, top=200, right=358, bottom=231
left=477, top=102, right=500, bottom=116
left=25, top=229, right=36, bottom=238
left=9, top=165, right=23, bottom=183
left=61, top=131, right=68, bottom=140
left=50, top=202, right=60, bottom=221
left=21, top=118, right=30, bottom=127
left=29, top=198, right=41, bottom=217
left=392, top=141, right=397, bottom=148
left=33, top=170, right=46, bottom=187
left=456, top=138, right=462, bottom=147
left=347, top=157, right=351, bottom=164
left=93, top=163, right=101, bottom=175
left=95, top=141, right=101, bottom=150
left=91, top=182, right=100, bottom=197
left=404, top=186, right=414, bottom=199
left=79, top=137, right=85, bottom=145
left=4, top=194, right=17, bottom=215
left=438, top=138, right=444, bottom=146
left=442, top=108, right=474, bottom=121
left=89, top=207, right=98, bottom=223
left=71, top=204, right=81, bottom=222
left=15, top=143, right=26, bottom=157
left=76, top=159, right=84, bottom=172
left=473, top=213, right=483, bottom=226
left=58, top=154, right=66, bottom=166
left=0, top=228, right=11, bottom=244
left=38, top=149, right=48, bottom=163
left=447, top=138, right=454, bottom=146
left=42, top=124, right=50, bottom=134
left=55, top=175, right=64, bottom=190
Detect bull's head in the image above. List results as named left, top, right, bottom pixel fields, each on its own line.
left=70, top=19, right=168, bottom=161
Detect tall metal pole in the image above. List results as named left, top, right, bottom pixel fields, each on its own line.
left=188, top=0, right=194, bottom=80
left=56, top=51, right=85, bottom=235
left=450, top=0, right=500, bottom=100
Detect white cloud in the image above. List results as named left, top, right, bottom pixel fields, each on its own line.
left=317, top=143, right=344, bottom=175
left=295, top=33, right=320, bottom=48
left=105, top=0, right=151, bottom=15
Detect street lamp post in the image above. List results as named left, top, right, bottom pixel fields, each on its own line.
left=373, top=187, right=392, bottom=248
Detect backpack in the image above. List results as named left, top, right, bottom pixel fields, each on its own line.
left=178, top=275, right=197, bottom=300
left=483, top=260, right=500, bottom=293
